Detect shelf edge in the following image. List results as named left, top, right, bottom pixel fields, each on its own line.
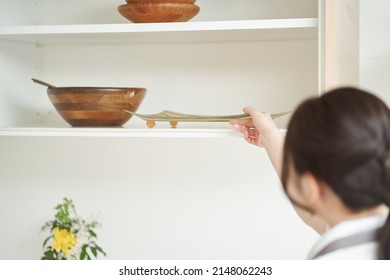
left=0, top=18, right=318, bottom=36
left=0, top=128, right=242, bottom=138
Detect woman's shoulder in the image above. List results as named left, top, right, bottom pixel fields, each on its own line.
left=308, top=215, right=387, bottom=260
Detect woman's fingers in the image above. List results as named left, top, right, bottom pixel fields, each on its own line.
left=232, top=124, right=246, bottom=133
left=246, top=127, right=257, bottom=138
left=243, top=106, right=256, bottom=115
left=244, top=130, right=257, bottom=145
left=230, top=107, right=263, bottom=146
left=229, top=118, right=253, bottom=127
left=232, top=123, right=256, bottom=137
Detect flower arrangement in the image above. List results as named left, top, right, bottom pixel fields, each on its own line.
left=41, top=198, right=106, bottom=260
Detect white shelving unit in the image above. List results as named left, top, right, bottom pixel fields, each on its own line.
left=0, top=0, right=324, bottom=138
left=0, top=0, right=360, bottom=260
left=0, top=0, right=359, bottom=138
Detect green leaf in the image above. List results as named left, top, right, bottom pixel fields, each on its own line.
left=43, top=250, right=54, bottom=260
left=80, top=244, right=88, bottom=260
left=91, top=247, right=97, bottom=258
left=80, top=250, right=86, bottom=260
left=88, top=230, right=97, bottom=238
left=42, top=236, right=52, bottom=248
left=94, top=245, right=107, bottom=256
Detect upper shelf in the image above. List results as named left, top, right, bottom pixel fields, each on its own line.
left=0, top=18, right=318, bottom=44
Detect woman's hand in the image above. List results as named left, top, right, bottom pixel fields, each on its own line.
left=230, top=106, right=284, bottom=177
left=229, top=106, right=279, bottom=148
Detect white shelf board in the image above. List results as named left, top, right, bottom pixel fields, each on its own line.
left=0, top=18, right=318, bottom=44
left=0, top=127, right=242, bottom=138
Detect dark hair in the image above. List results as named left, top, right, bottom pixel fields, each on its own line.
left=282, top=87, right=390, bottom=259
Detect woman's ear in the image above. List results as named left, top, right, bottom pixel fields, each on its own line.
left=299, top=173, right=323, bottom=206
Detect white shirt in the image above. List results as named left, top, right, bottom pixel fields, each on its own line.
left=307, top=215, right=387, bottom=260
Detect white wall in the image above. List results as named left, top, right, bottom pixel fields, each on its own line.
left=0, top=136, right=317, bottom=259
left=360, top=0, right=390, bottom=102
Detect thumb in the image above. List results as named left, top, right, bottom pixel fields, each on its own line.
left=243, top=106, right=257, bottom=116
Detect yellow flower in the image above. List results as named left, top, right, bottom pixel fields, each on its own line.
left=51, top=227, right=77, bottom=257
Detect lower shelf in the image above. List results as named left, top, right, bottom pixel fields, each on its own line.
left=0, top=127, right=241, bottom=138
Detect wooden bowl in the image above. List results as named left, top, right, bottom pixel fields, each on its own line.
left=118, top=3, right=200, bottom=23
left=47, top=87, right=146, bottom=127
left=126, top=0, right=196, bottom=3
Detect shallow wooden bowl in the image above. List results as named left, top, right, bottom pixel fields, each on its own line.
left=47, top=87, right=146, bottom=127
left=118, top=3, right=200, bottom=23
left=126, top=0, right=196, bottom=4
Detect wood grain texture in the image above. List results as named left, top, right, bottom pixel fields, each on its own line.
left=127, top=0, right=196, bottom=3
left=320, top=0, right=359, bottom=91
left=47, top=87, right=146, bottom=127
left=118, top=3, right=200, bottom=23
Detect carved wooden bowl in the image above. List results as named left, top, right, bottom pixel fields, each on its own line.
left=47, top=87, right=146, bottom=127
left=118, top=2, right=200, bottom=23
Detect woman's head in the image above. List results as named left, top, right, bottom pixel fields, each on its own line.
left=282, top=87, right=390, bottom=259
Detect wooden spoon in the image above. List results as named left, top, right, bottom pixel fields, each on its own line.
left=32, top=78, right=56, bottom=88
